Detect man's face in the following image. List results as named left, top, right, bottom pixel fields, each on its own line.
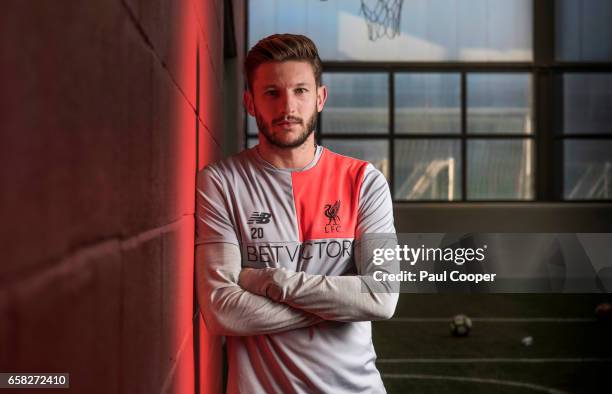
left=245, top=61, right=327, bottom=149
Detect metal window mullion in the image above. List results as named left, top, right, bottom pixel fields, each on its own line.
left=389, top=71, right=395, bottom=197
left=556, top=74, right=565, bottom=200
left=461, top=71, right=467, bottom=201
left=558, top=133, right=612, bottom=139
left=535, top=69, right=560, bottom=202
left=534, top=0, right=555, bottom=201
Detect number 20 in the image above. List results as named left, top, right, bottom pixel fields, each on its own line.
left=250, top=227, right=263, bottom=239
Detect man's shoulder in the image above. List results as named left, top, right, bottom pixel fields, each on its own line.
left=198, top=147, right=255, bottom=180
left=323, top=147, right=368, bottom=168
left=322, top=147, right=383, bottom=184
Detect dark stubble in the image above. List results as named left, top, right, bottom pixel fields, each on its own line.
left=255, top=103, right=318, bottom=149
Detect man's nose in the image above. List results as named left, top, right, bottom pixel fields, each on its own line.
left=279, top=91, right=296, bottom=114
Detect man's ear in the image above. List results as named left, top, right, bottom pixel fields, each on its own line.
left=316, top=84, right=328, bottom=112
left=244, top=90, right=256, bottom=116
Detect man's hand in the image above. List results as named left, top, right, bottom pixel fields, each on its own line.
left=196, top=244, right=323, bottom=336
left=238, top=267, right=259, bottom=290
left=238, top=267, right=285, bottom=301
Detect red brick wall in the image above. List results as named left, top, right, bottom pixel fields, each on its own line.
left=0, top=0, right=241, bottom=392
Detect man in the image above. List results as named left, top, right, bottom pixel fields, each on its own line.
left=195, top=34, right=399, bottom=393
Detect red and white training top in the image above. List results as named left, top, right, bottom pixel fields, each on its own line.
left=196, top=144, right=397, bottom=393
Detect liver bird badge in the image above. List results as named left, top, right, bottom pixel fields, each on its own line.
left=324, top=200, right=341, bottom=225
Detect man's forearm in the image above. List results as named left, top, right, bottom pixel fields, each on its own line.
left=201, top=283, right=323, bottom=336
left=196, top=243, right=322, bottom=336
left=239, top=268, right=398, bottom=322
left=238, top=236, right=400, bottom=322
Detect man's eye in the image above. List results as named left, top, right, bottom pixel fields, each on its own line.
left=265, top=91, right=278, bottom=96
left=295, top=88, right=307, bottom=94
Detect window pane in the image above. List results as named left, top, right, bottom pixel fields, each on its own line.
left=395, top=73, right=461, bottom=134
left=248, top=0, right=532, bottom=62
left=247, top=116, right=258, bottom=134
left=247, top=138, right=258, bottom=149
left=321, top=139, right=389, bottom=179
left=563, top=73, right=612, bottom=135
left=564, top=140, right=612, bottom=200
left=467, top=139, right=534, bottom=200
left=467, top=73, right=533, bottom=134
left=556, top=0, right=612, bottom=62
left=394, top=140, right=461, bottom=200
left=321, top=73, right=388, bottom=134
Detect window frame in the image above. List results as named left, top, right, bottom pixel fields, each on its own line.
left=244, top=0, right=612, bottom=203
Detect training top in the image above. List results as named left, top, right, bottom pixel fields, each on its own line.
left=196, top=144, right=398, bottom=393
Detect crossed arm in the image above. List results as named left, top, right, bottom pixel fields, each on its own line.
left=195, top=236, right=400, bottom=336
left=237, top=235, right=400, bottom=322
left=195, top=242, right=322, bottom=336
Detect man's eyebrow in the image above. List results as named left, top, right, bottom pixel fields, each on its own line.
left=262, top=82, right=311, bottom=89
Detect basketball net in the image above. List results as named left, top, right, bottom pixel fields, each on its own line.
left=360, top=0, right=404, bottom=41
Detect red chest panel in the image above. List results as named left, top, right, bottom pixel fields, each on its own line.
left=291, top=150, right=368, bottom=241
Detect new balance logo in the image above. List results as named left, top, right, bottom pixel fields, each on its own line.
left=248, top=211, right=272, bottom=224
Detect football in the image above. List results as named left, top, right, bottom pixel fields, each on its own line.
left=450, top=314, right=473, bottom=337
left=521, top=336, right=534, bottom=347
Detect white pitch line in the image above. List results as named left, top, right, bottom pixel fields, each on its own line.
left=381, top=373, right=568, bottom=394
left=389, top=317, right=596, bottom=323
left=377, top=357, right=612, bottom=364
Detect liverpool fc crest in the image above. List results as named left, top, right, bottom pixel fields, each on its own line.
left=324, top=200, right=341, bottom=233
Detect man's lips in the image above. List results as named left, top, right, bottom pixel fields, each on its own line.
left=275, top=120, right=301, bottom=126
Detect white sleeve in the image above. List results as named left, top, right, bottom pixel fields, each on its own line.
left=195, top=242, right=323, bottom=336
left=238, top=166, right=399, bottom=322
left=195, top=166, right=240, bottom=246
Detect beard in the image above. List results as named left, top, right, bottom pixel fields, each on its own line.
left=255, top=104, right=318, bottom=149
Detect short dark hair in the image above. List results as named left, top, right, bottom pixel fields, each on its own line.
left=244, top=34, right=323, bottom=91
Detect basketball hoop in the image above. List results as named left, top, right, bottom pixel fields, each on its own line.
left=360, top=0, right=404, bottom=41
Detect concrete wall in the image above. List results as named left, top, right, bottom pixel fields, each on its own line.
left=0, top=0, right=243, bottom=392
